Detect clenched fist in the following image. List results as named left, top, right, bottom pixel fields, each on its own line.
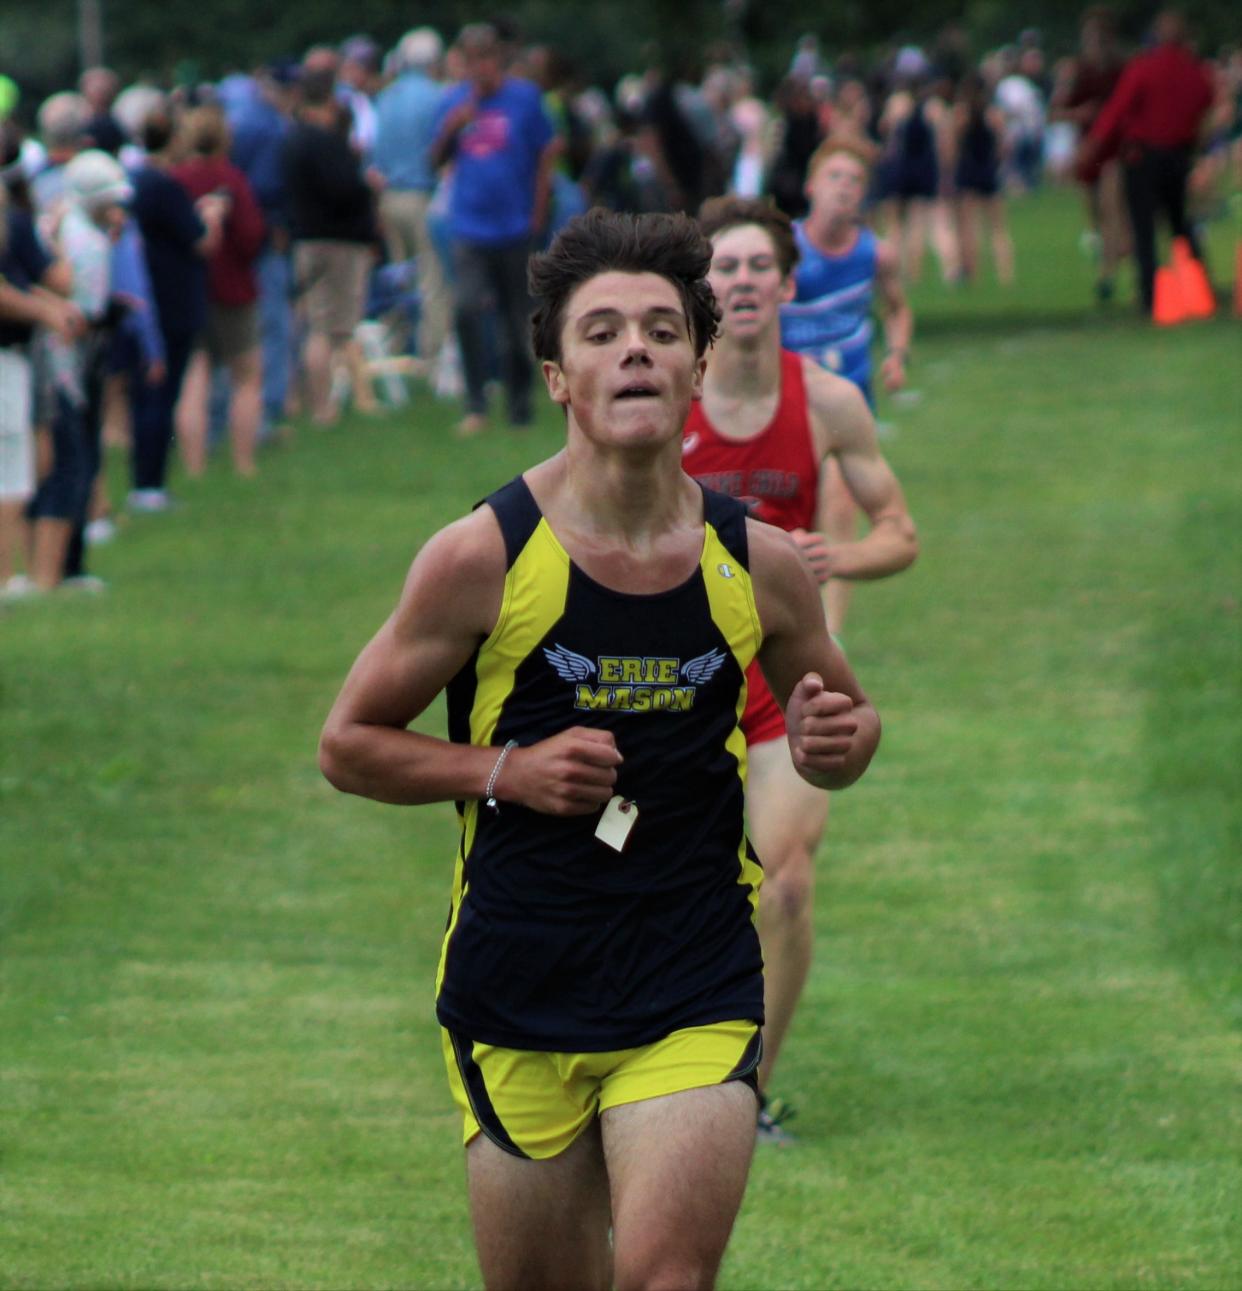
left=785, top=673, right=859, bottom=780
left=495, top=726, right=622, bottom=816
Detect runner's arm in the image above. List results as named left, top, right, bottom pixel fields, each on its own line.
left=874, top=239, right=912, bottom=393
left=750, top=521, right=881, bottom=790
left=319, top=508, right=622, bottom=814
left=805, top=361, right=918, bottom=582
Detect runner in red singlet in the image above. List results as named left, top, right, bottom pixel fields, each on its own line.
left=685, top=196, right=918, bottom=1141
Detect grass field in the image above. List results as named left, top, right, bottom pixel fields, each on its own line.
left=2, top=189, right=1240, bottom=1290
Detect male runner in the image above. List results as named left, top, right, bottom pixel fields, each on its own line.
left=686, top=197, right=917, bottom=1141
left=780, top=137, right=914, bottom=634
left=319, top=210, right=882, bottom=1291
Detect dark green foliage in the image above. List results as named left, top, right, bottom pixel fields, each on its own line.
left=1, top=0, right=1237, bottom=107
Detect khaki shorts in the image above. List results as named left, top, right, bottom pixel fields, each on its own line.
left=442, top=1020, right=762, bottom=1160
left=0, top=348, right=34, bottom=500
left=295, top=240, right=372, bottom=341
left=202, top=303, right=259, bottom=365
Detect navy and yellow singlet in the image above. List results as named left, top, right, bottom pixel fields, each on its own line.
left=435, top=474, right=767, bottom=1053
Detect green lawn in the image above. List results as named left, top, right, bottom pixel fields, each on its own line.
left=2, top=189, right=1240, bottom=1289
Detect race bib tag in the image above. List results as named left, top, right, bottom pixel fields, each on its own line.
left=595, top=796, right=638, bottom=853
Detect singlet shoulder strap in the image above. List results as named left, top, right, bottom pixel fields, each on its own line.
left=780, top=348, right=807, bottom=400
left=477, top=475, right=542, bottom=570
left=699, top=483, right=751, bottom=570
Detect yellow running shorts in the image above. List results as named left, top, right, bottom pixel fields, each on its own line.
left=442, top=1019, right=762, bottom=1160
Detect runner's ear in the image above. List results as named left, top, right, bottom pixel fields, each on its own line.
left=542, top=359, right=569, bottom=405
left=691, top=353, right=707, bottom=401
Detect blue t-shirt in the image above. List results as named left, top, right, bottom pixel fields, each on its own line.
left=373, top=71, right=445, bottom=193
left=0, top=209, right=53, bottom=346
left=436, top=78, right=553, bottom=246
left=226, top=83, right=291, bottom=229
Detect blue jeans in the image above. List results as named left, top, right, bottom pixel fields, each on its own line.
left=131, top=329, right=195, bottom=490
left=452, top=238, right=533, bottom=423
left=256, top=245, right=293, bottom=427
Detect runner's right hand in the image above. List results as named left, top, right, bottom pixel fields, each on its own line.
left=496, top=727, right=622, bottom=816
left=790, top=528, right=834, bottom=584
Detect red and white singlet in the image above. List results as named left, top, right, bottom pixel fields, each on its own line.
left=682, top=349, right=822, bottom=745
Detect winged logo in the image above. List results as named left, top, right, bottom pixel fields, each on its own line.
left=680, top=647, right=727, bottom=686
left=543, top=642, right=597, bottom=682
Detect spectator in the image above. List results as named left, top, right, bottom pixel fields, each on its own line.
left=0, top=132, right=81, bottom=597
left=338, top=35, right=381, bottom=157
left=31, top=92, right=91, bottom=214
left=525, top=44, right=591, bottom=238
left=727, top=69, right=772, bottom=198
left=90, top=193, right=165, bottom=541
left=640, top=66, right=711, bottom=215
left=113, top=83, right=165, bottom=169
left=431, top=23, right=555, bottom=435
left=768, top=76, right=823, bottom=217
left=371, top=27, right=451, bottom=376
left=952, top=71, right=1015, bottom=284
left=27, top=150, right=129, bottom=591
left=172, top=105, right=266, bottom=477
left=126, top=103, right=217, bottom=509
left=996, top=47, right=1048, bottom=191
left=829, top=78, right=874, bottom=148
left=1081, top=9, right=1214, bottom=316
left=79, top=67, right=125, bottom=156
left=284, top=67, right=379, bottom=426
left=877, top=68, right=947, bottom=283
left=1053, top=6, right=1129, bottom=301
left=224, top=61, right=299, bottom=437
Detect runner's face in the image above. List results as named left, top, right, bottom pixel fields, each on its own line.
left=806, top=153, right=868, bottom=222
left=708, top=223, right=792, bottom=339
left=545, top=271, right=705, bottom=449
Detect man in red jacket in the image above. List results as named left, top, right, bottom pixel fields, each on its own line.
left=1080, top=10, right=1214, bottom=316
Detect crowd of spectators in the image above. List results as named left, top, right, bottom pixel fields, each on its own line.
left=0, top=10, right=1237, bottom=597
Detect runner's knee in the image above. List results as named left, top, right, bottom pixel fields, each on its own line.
left=762, top=847, right=814, bottom=919
left=615, top=1252, right=717, bottom=1291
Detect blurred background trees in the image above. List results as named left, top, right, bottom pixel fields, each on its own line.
left=0, top=0, right=1235, bottom=109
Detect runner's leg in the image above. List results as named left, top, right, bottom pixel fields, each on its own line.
left=604, top=1082, right=756, bottom=1291
left=748, top=735, right=830, bottom=1093
left=466, top=1121, right=612, bottom=1291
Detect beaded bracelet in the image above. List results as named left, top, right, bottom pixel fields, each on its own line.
left=484, top=740, right=519, bottom=813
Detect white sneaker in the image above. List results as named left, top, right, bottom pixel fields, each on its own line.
left=0, top=574, right=41, bottom=602
left=127, top=488, right=171, bottom=513
left=85, top=516, right=118, bottom=544
left=433, top=339, right=464, bottom=400
left=60, top=574, right=108, bottom=594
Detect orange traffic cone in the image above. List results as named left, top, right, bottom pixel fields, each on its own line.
left=1153, top=264, right=1187, bottom=326
left=1171, top=237, right=1215, bottom=319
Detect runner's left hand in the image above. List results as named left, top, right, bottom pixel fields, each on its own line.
left=785, top=672, right=858, bottom=775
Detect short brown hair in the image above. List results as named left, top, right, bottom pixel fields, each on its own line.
left=697, top=196, right=799, bottom=277
left=529, top=209, right=721, bottom=364
left=806, top=135, right=877, bottom=179
left=182, top=104, right=230, bottom=158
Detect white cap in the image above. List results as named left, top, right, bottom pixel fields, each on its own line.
left=64, top=149, right=133, bottom=210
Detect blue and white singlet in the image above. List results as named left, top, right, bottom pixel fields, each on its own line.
left=779, top=222, right=878, bottom=404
